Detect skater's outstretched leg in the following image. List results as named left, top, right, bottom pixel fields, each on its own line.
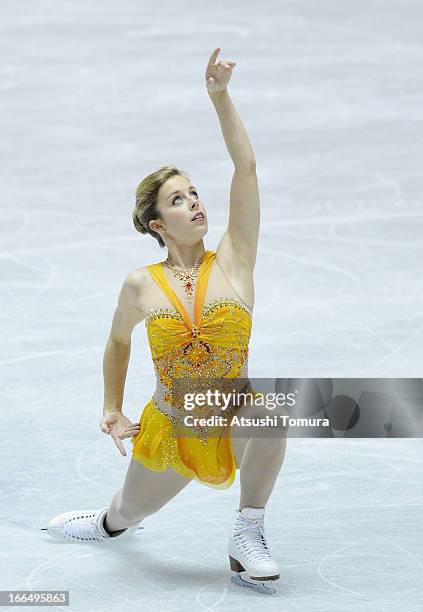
left=105, top=458, right=192, bottom=531
left=45, top=459, right=192, bottom=542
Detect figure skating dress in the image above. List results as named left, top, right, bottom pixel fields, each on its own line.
left=131, top=250, right=261, bottom=489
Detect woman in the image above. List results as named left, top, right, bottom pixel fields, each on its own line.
left=44, top=48, right=288, bottom=595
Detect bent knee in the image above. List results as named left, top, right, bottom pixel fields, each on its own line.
left=233, top=402, right=289, bottom=437
left=248, top=402, right=289, bottom=422
left=268, top=404, right=290, bottom=435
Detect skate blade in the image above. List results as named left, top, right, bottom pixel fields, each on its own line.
left=127, top=526, right=144, bottom=534
left=40, top=527, right=144, bottom=534
left=231, top=572, right=277, bottom=595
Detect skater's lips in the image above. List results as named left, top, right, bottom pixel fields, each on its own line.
left=191, top=212, right=204, bottom=221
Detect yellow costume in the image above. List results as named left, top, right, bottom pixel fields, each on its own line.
left=131, top=249, right=260, bottom=489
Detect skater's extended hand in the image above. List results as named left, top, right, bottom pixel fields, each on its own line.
left=100, top=410, right=140, bottom=456
left=205, top=48, right=236, bottom=93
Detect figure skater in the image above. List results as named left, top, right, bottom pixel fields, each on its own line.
left=43, top=48, right=288, bottom=595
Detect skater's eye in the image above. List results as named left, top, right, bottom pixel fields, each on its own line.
left=172, top=191, right=199, bottom=205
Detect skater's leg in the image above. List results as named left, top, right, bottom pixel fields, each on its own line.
left=228, top=403, right=288, bottom=593
left=232, top=436, right=248, bottom=470
left=105, top=458, right=192, bottom=532
left=238, top=434, right=287, bottom=510
left=232, top=401, right=288, bottom=510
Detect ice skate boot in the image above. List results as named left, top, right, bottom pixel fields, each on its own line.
left=228, top=506, right=279, bottom=595
left=41, top=507, right=143, bottom=542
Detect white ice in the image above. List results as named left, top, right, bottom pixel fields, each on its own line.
left=1, top=0, right=423, bottom=610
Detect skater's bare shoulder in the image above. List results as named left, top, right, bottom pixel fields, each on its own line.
left=108, top=267, right=149, bottom=345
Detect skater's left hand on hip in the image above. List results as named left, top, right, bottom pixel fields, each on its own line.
left=100, top=410, right=140, bottom=456
left=205, top=47, right=236, bottom=93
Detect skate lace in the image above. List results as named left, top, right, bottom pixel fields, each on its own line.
left=63, top=511, right=104, bottom=542
left=233, top=516, right=272, bottom=563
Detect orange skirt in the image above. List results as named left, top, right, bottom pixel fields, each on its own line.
left=131, top=397, right=237, bottom=489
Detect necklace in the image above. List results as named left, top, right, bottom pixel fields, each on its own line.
left=163, top=253, right=205, bottom=303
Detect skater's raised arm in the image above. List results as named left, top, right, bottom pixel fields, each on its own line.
left=205, top=48, right=260, bottom=270
left=100, top=271, right=145, bottom=455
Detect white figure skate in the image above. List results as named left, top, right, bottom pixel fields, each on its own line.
left=41, top=507, right=143, bottom=542
left=228, top=506, right=279, bottom=595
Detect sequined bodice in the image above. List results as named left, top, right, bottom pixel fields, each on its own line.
left=144, top=250, right=253, bottom=419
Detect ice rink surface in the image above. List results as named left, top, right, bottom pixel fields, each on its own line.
left=1, top=0, right=423, bottom=609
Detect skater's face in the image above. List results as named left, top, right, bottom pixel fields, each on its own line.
left=152, top=175, right=208, bottom=246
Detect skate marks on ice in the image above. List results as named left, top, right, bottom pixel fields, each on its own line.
left=1, top=0, right=423, bottom=608
left=316, top=533, right=423, bottom=612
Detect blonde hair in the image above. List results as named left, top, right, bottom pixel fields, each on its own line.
left=133, top=165, right=190, bottom=249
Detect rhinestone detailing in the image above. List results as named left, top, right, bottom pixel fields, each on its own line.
left=131, top=251, right=256, bottom=488
left=144, top=306, right=183, bottom=327
left=163, top=252, right=205, bottom=304
left=202, top=297, right=252, bottom=318
left=142, top=296, right=254, bottom=441
left=144, top=297, right=253, bottom=327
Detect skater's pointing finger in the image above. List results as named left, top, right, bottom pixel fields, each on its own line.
left=207, top=47, right=220, bottom=70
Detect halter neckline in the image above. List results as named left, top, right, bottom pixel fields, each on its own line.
left=148, top=250, right=216, bottom=331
